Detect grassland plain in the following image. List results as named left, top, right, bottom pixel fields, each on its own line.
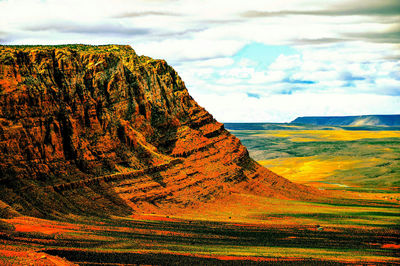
left=1, top=203, right=399, bottom=265
left=225, top=123, right=400, bottom=189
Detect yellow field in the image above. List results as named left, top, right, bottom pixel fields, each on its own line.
left=251, top=128, right=400, bottom=190
left=264, top=129, right=400, bottom=142
left=258, top=156, right=378, bottom=185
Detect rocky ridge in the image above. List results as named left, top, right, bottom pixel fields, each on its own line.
left=0, top=45, right=315, bottom=218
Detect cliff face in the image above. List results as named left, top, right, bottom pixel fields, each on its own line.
left=0, top=45, right=314, bottom=218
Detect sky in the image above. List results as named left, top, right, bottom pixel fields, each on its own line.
left=1, top=0, right=399, bottom=122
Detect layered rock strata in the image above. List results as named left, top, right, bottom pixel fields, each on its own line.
left=0, top=45, right=315, bottom=217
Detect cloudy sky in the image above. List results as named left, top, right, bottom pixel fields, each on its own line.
left=1, top=0, right=399, bottom=122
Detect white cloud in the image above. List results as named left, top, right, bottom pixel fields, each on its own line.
left=134, top=39, right=244, bottom=62
left=193, top=58, right=235, bottom=68
left=269, top=55, right=302, bottom=70
left=194, top=91, right=400, bottom=122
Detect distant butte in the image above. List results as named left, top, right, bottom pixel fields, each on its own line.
left=0, top=45, right=316, bottom=218
left=291, top=115, right=400, bottom=126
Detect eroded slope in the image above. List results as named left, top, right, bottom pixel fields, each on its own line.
left=0, top=45, right=315, bottom=218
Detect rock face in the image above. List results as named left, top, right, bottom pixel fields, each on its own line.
left=291, top=115, right=400, bottom=126
left=0, top=45, right=314, bottom=218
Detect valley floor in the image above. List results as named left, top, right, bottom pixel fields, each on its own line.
left=0, top=189, right=399, bottom=265
left=1, top=123, right=399, bottom=265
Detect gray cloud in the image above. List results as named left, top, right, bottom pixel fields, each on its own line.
left=113, top=11, right=180, bottom=18
left=243, top=0, right=400, bottom=46
left=294, top=38, right=348, bottom=45
left=344, top=26, right=400, bottom=44
left=24, top=22, right=150, bottom=36
left=384, top=55, right=400, bottom=60
left=22, top=21, right=206, bottom=42
left=199, top=18, right=244, bottom=24
left=293, top=26, right=400, bottom=45
left=242, top=0, right=400, bottom=18
left=154, top=27, right=206, bottom=38
left=0, top=31, right=16, bottom=44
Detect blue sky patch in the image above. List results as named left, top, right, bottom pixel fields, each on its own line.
left=233, top=42, right=297, bottom=70
left=283, top=78, right=316, bottom=84
left=247, top=92, right=261, bottom=99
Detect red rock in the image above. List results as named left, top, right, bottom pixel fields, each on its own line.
left=0, top=45, right=317, bottom=218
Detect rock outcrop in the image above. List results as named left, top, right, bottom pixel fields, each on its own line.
left=0, top=45, right=315, bottom=218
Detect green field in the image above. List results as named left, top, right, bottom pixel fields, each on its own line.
left=225, top=123, right=400, bottom=189
left=1, top=205, right=399, bottom=265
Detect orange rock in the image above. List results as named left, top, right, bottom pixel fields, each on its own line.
left=0, top=45, right=317, bottom=218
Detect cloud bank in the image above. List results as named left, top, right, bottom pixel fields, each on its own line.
left=1, top=0, right=399, bottom=122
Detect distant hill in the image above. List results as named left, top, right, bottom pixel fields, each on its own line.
left=291, top=115, right=400, bottom=126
